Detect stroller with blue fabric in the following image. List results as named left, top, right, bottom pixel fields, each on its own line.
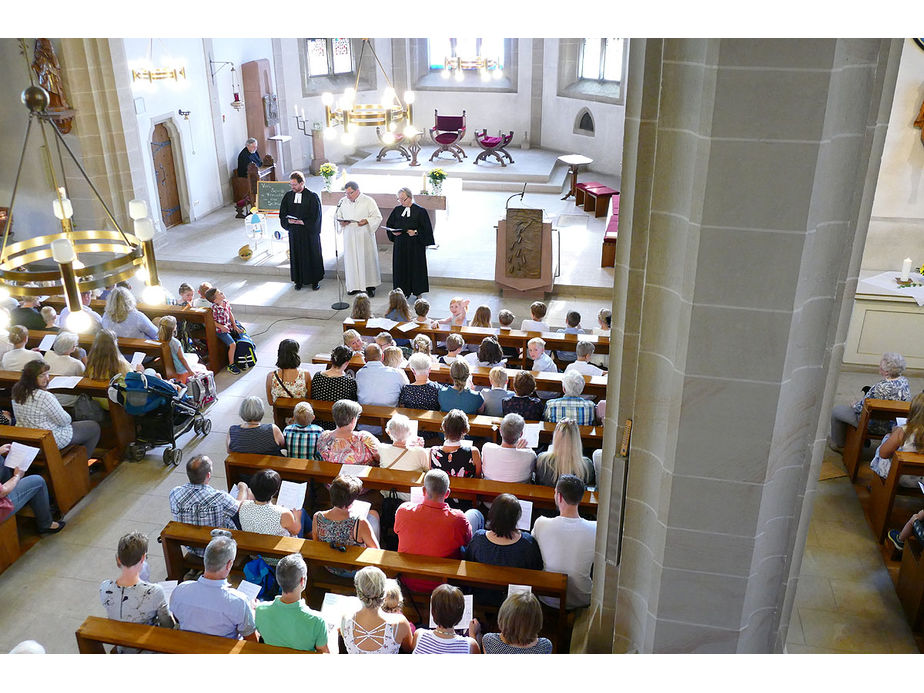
left=108, top=371, right=212, bottom=466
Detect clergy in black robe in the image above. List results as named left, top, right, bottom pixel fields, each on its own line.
left=236, top=138, right=261, bottom=178
left=384, top=187, right=434, bottom=297
left=279, top=171, right=324, bottom=290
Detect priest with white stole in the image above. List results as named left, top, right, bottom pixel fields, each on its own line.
left=335, top=181, right=382, bottom=297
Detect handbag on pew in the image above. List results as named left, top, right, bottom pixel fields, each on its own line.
left=74, top=393, right=107, bottom=423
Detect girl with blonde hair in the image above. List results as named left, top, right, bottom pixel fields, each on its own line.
left=350, top=292, right=373, bottom=321
left=534, top=418, right=595, bottom=487
left=470, top=305, right=492, bottom=328
left=385, top=288, right=412, bottom=322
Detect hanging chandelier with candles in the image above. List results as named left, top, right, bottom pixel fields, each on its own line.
left=0, top=85, right=165, bottom=333
left=321, top=39, right=415, bottom=146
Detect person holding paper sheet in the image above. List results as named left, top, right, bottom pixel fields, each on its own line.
left=340, top=566, right=413, bottom=654
left=411, top=584, right=480, bottom=654
left=868, top=391, right=924, bottom=490
left=543, top=370, right=596, bottom=425
left=12, top=360, right=100, bottom=459
left=465, top=494, right=543, bottom=607
left=227, top=397, right=285, bottom=456
left=0, top=443, right=62, bottom=533
left=99, top=531, right=174, bottom=653
left=313, top=475, right=380, bottom=579
left=534, top=419, right=595, bottom=488
left=278, top=171, right=324, bottom=291
left=170, top=534, right=258, bottom=641
left=44, top=332, right=84, bottom=408
left=481, top=413, right=536, bottom=484
left=100, top=287, right=158, bottom=340
left=384, top=187, right=434, bottom=299
left=335, top=181, right=382, bottom=297
left=1, top=325, right=43, bottom=372
left=238, top=469, right=307, bottom=558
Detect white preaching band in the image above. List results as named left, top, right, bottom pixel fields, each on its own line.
left=335, top=181, right=383, bottom=296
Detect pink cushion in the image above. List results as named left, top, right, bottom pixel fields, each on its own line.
left=479, top=136, right=503, bottom=146
left=435, top=133, right=460, bottom=144
left=576, top=181, right=603, bottom=190
left=436, top=116, right=464, bottom=129
left=588, top=187, right=616, bottom=196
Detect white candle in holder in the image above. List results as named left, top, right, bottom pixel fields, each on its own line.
left=901, top=257, right=912, bottom=281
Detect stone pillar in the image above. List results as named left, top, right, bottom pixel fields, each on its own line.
left=58, top=38, right=146, bottom=232
left=574, top=38, right=902, bottom=653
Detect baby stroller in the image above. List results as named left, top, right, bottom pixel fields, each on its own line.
left=108, top=371, right=212, bottom=466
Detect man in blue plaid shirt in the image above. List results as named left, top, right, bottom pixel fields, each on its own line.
left=283, top=402, right=323, bottom=459
left=169, top=455, right=250, bottom=556
left=544, top=370, right=597, bottom=425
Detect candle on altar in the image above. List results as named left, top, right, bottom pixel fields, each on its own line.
left=901, top=257, right=912, bottom=281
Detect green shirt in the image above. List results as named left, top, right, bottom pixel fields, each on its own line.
left=254, top=597, right=328, bottom=652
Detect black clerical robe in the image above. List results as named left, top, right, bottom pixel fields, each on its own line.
left=279, top=189, right=324, bottom=286
left=385, top=203, right=433, bottom=297
left=236, top=147, right=261, bottom=178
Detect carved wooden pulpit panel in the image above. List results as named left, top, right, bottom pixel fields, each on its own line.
left=505, top=208, right=543, bottom=278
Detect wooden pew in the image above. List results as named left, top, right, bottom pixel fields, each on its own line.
left=0, top=424, right=89, bottom=514
left=26, top=329, right=173, bottom=378
left=897, top=533, right=924, bottom=632
left=0, top=370, right=135, bottom=472
left=343, top=318, right=610, bottom=362
left=75, top=616, right=312, bottom=654
left=42, top=297, right=226, bottom=372
left=310, top=353, right=608, bottom=399
left=0, top=513, right=21, bottom=576
left=843, top=399, right=909, bottom=481
left=160, top=521, right=570, bottom=650
left=224, top=452, right=598, bottom=513
left=867, top=450, right=924, bottom=544
left=271, top=398, right=604, bottom=449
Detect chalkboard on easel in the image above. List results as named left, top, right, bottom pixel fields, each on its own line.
left=256, top=181, right=291, bottom=213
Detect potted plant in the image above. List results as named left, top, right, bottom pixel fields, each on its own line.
left=319, top=162, right=338, bottom=192
left=427, top=168, right=447, bottom=196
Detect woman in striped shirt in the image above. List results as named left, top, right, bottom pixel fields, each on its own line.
left=411, top=584, right=480, bottom=654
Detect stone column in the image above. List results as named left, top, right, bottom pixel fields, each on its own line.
left=574, top=38, right=902, bottom=653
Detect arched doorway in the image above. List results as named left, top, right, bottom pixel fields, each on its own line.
left=151, top=122, right=182, bottom=228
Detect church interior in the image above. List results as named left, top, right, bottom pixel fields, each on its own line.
left=0, top=26, right=923, bottom=668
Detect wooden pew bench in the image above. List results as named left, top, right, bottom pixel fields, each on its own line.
left=896, top=533, right=924, bottom=632
left=601, top=195, right=619, bottom=268
left=42, top=297, right=226, bottom=372
left=0, top=512, right=22, bottom=576
left=310, top=353, right=608, bottom=399
left=583, top=186, right=618, bottom=218
left=271, top=398, right=604, bottom=451
left=0, top=370, right=135, bottom=472
left=224, top=452, right=598, bottom=514
left=0, top=424, right=89, bottom=514
left=843, top=398, right=909, bottom=481
left=75, top=616, right=311, bottom=654
left=160, top=521, right=570, bottom=650
left=867, top=449, right=924, bottom=544
left=574, top=181, right=604, bottom=207
left=26, top=329, right=173, bottom=378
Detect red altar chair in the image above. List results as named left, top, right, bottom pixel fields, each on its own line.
left=375, top=127, right=411, bottom=162
left=474, top=129, right=515, bottom=167
left=429, top=110, right=467, bottom=163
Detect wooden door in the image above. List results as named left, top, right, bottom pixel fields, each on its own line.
left=151, top=123, right=182, bottom=228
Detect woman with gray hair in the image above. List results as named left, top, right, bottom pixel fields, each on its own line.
left=377, top=413, right=429, bottom=499
left=339, top=566, right=413, bottom=653
left=101, top=286, right=158, bottom=340
left=317, top=399, right=380, bottom=466
left=226, top=396, right=286, bottom=455
left=44, top=331, right=84, bottom=408
left=397, top=352, right=441, bottom=410
left=829, top=351, right=911, bottom=451
left=384, top=186, right=434, bottom=299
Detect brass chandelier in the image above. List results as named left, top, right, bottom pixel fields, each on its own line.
left=321, top=39, right=416, bottom=146
left=0, top=85, right=163, bottom=333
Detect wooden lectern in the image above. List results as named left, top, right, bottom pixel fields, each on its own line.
left=495, top=208, right=553, bottom=297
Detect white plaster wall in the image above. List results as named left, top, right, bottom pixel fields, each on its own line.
left=210, top=38, right=276, bottom=179
left=862, top=39, right=924, bottom=270
left=0, top=38, right=88, bottom=241
left=123, top=38, right=222, bottom=223
left=540, top=39, right=625, bottom=176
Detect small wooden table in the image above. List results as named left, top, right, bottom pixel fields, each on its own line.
left=558, top=154, right=594, bottom=200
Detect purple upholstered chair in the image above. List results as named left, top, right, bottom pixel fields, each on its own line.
left=429, top=110, right=467, bottom=163
left=474, top=129, right=515, bottom=167
left=375, top=127, right=411, bottom=162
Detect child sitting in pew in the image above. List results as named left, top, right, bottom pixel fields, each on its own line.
left=413, top=298, right=431, bottom=324
left=520, top=301, right=549, bottom=333
left=498, top=309, right=518, bottom=361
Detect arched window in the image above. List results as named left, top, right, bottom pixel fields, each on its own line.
left=575, top=109, right=595, bottom=135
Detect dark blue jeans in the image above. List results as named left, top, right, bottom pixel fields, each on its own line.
left=1, top=468, right=53, bottom=530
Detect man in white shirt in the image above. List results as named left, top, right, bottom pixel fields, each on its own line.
left=43, top=332, right=85, bottom=408
left=335, top=181, right=382, bottom=296
left=356, top=343, right=408, bottom=407
left=520, top=301, right=549, bottom=333
left=56, top=291, right=102, bottom=333
left=1, top=325, right=43, bottom=372
left=481, top=413, right=536, bottom=483
left=532, top=474, right=596, bottom=610
left=565, top=341, right=606, bottom=377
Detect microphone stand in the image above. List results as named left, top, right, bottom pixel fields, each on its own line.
left=331, top=199, right=349, bottom=310
left=505, top=182, right=527, bottom=209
